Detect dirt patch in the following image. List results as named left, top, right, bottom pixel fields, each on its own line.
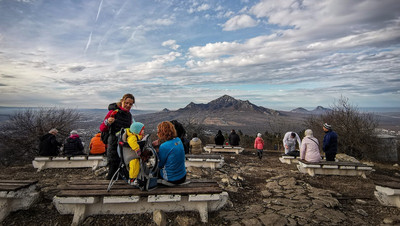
left=1, top=150, right=400, bottom=225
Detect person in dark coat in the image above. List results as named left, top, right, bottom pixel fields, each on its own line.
left=322, top=123, right=338, bottom=161
left=63, top=130, right=85, bottom=156
left=39, top=128, right=62, bottom=156
left=100, top=93, right=134, bottom=179
left=170, top=120, right=190, bottom=154
left=228, top=129, right=240, bottom=146
left=214, top=130, right=225, bottom=145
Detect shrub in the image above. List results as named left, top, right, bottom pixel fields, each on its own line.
left=304, top=96, right=379, bottom=159
left=0, top=108, right=81, bottom=166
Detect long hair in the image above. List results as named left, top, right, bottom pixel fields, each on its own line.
left=157, top=121, right=177, bottom=142
left=117, top=93, right=135, bottom=107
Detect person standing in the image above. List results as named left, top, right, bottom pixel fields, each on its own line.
left=214, top=130, right=225, bottom=145
left=322, top=123, right=338, bottom=161
left=282, top=131, right=301, bottom=155
left=39, top=128, right=62, bottom=156
left=63, top=130, right=85, bottom=156
left=189, top=133, right=202, bottom=154
left=254, top=133, right=265, bottom=159
left=100, top=93, right=134, bottom=180
left=229, top=129, right=240, bottom=146
left=300, top=129, right=321, bottom=162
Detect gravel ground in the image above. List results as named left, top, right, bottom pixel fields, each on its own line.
left=1, top=150, right=400, bottom=226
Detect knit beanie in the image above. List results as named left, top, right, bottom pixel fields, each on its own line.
left=257, top=133, right=262, bottom=137
left=323, top=123, right=332, bottom=130
left=70, top=130, right=78, bottom=135
left=130, top=121, right=144, bottom=135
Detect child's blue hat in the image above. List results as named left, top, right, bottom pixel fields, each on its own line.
left=130, top=121, right=144, bottom=134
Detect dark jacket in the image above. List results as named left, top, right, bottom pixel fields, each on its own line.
left=214, top=132, right=225, bottom=145
left=323, top=130, right=338, bottom=154
left=108, top=103, right=133, bottom=134
left=39, top=133, right=61, bottom=156
left=228, top=131, right=240, bottom=146
left=63, top=135, right=84, bottom=156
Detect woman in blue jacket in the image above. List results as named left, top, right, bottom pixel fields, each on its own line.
left=157, top=121, right=186, bottom=184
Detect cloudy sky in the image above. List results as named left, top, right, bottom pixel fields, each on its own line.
left=0, top=0, right=399, bottom=111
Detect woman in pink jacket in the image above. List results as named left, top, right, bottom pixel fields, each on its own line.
left=300, top=129, right=321, bottom=162
left=254, top=133, right=265, bottom=159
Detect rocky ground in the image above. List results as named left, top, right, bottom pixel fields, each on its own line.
left=1, top=150, right=400, bottom=226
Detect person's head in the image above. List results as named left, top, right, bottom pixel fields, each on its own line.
left=70, top=130, right=78, bottom=136
left=130, top=121, right=145, bottom=136
left=323, top=123, right=332, bottom=132
left=157, top=121, right=177, bottom=142
left=217, top=130, right=222, bottom=135
left=231, top=129, right=236, bottom=134
left=49, top=128, right=58, bottom=135
left=118, top=93, right=135, bottom=111
left=290, top=132, right=296, bottom=138
left=257, top=133, right=262, bottom=137
left=170, top=120, right=186, bottom=138
left=304, top=129, right=313, bottom=137
left=192, top=133, right=198, bottom=138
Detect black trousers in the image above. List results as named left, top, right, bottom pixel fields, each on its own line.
left=106, top=134, right=120, bottom=180
left=325, top=152, right=336, bottom=161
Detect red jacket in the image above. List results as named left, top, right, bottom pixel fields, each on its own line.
left=254, top=137, right=264, bottom=150
left=89, top=133, right=106, bottom=155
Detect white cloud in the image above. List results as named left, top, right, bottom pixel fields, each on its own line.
left=222, top=14, right=258, bottom=31
left=197, top=4, right=210, bottom=11
left=162, top=40, right=180, bottom=50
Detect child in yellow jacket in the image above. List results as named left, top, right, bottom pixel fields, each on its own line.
left=126, top=121, right=145, bottom=183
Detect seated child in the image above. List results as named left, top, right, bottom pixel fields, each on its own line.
left=126, top=121, right=145, bottom=185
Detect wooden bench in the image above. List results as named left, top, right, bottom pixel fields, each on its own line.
left=0, top=180, right=40, bottom=222
left=375, top=179, right=400, bottom=208
left=279, top=155, right=299, bottom=164
left=297, top=160, right=373, bottom=178
left=53, top=180, right=228, bottom=225
left=203, top=144, right=244, bottom=154
left=32, top=155, right=107, bottom=172
left=185, top=154, right=224, bottom=169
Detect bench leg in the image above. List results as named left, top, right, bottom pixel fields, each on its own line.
left=34, top=161, right=46, bottom=172
left=92, top=161, right=99, bottom=170
left=71, top=204, right=88, bottom=226
left=307, top=168, right=315, bottom=177
left=0, top=199, right=10, bottom=222
left=195, top=202, right=208, bottom=223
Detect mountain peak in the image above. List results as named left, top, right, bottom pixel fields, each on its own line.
left=291, top=107, right=309, bottom=113
left=208, top=95, right=240, bottom=106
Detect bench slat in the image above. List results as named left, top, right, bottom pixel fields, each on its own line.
left=298, top=159, right=368, bottom=167
left=67, top=179, right=216, bottom=185
left=58, top=182, right=219, bottom=191
left=186, top=154, right=222, bottom=159
left=0, top=180, right=38, bottom=191
left=57, top=186, right=222, bottom=197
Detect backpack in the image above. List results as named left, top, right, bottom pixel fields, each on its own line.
left=107, top=129, right=159, bottom=191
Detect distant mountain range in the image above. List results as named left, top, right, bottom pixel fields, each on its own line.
left=290, top=106, right=331, bottom=114
left=135, top=95, right=327, bottom=134
left=1, top=96, right=399, bottom=133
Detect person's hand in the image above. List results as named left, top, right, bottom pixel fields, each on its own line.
left=107, top=117, right=115, bottom=124
left=285, top=145, right=288, bottom=149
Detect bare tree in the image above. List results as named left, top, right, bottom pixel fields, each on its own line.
left=0, top=108, right=81, bottom=166
left=304, top=96, right=379, bottom=159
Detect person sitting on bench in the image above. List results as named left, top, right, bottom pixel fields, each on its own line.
left=157, top=121, right=187, bottom=184
left=283, top=131, right=301, bottom=156
left=300, top=129, right=321, bottom=162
